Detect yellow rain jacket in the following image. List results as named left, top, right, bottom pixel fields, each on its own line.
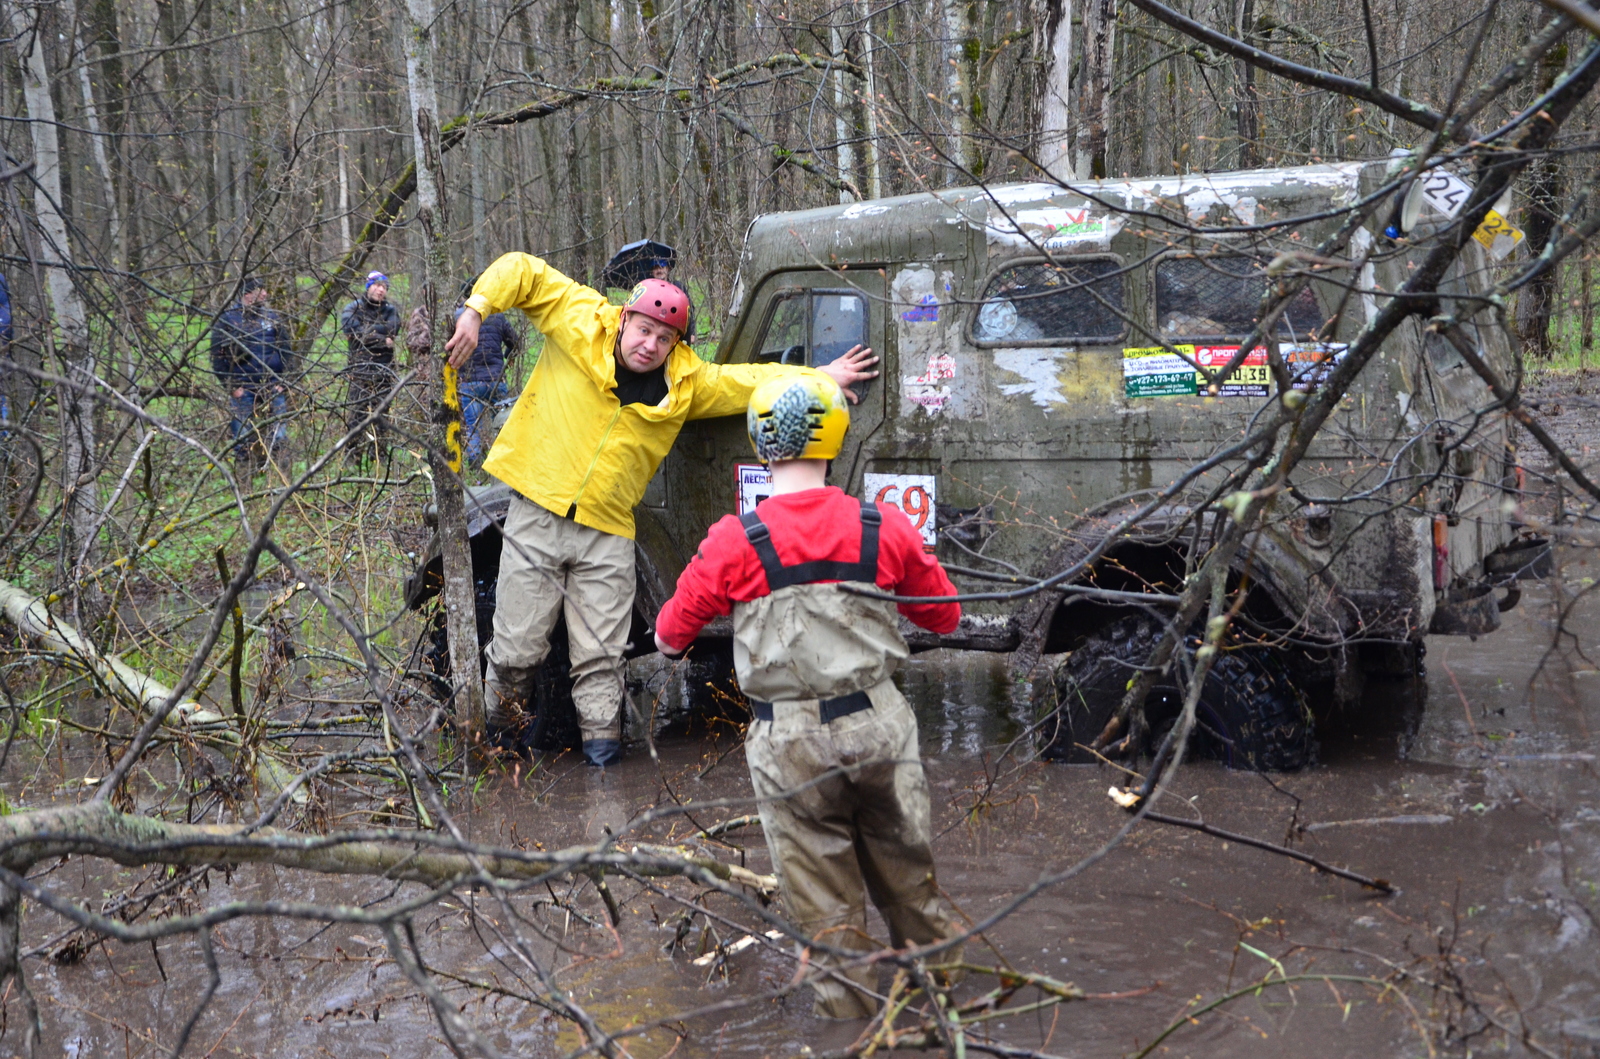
left=466, top=252, right=799, bottom=540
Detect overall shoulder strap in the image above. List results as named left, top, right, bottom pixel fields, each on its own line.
left=856, top=499, right=882, bottom=581
left=739, top=510, right=789, bottom=588
left=740, top=500, right=881, bottom=590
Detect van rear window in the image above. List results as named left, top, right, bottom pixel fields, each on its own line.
left=972, top=260, right=1126, bottom=344
left=1155, top=256, right=1323, bottom=340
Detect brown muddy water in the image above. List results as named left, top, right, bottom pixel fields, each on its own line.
left=11, top=577, right=1600, bottom=1058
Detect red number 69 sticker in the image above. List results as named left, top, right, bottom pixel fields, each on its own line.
left=863, top=473, right=937, bottom=547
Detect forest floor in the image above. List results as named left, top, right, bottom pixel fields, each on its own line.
left=3, top=369, right=1597, bottom=1058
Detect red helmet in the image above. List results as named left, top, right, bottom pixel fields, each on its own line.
left=623, top=279, right=689, bottom=334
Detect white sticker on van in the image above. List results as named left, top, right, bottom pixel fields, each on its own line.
left=736, top=464, right=773, bottom=515
left=904, top=353, right=956, bottom=412
left=994, top=350, right=1068, bottom=409
left=864, top=473, right=937, bottom=547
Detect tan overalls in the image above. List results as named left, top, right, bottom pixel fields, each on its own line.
left=734, top=502, right=957, bottom=1019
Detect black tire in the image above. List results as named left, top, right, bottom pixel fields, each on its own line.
left=1037, top=614, right=1315, bottom=771
left=659, top=639, right=748, bottom=737
left=1037, top=615, right=1182, bottom=763
left=422, top=580, right=582, bottom=755
left=1189, top=643, right=1316, bottom=772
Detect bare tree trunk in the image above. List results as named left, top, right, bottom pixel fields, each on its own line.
left=1517, top=41, right=1570, bottom=358
left=403, top=0, right=486, bottom=768
left=63, top=0, right=122, bottom=267
left=1036, top=0, right=1073, bottom=180
left=858, top=0, right=883, bottom=199
left=833, top=16, right=856, bottom=203
left=1582, top=252, right=1594, bottom=369
left=1076, top=0, right=1115, bottom=178
left=1235, top=0, right=1260, bottom=168
left=5, top=0, right=101, bottom=587
left=334, top=3, right=353, bottom=255
left=941, top=0, right=971, bottom=183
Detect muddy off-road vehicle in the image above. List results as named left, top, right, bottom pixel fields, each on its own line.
left=409, top=159, right=1552, bottom=767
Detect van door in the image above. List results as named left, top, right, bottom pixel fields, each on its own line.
left=671, top=271, right=886, bottom=539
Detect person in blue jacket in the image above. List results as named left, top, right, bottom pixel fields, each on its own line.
left=210, top=277, right=291, bottom=464
left=453, top=279, right=522, bottom=463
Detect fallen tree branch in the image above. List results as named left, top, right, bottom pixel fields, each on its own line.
left=0, top=579, right=300, bottom=799
left=1436, top=319, right=1600, bottom=503
left=0, top=803, right=774, bottom=903
left=1110, top=791, right=1396, bottom=893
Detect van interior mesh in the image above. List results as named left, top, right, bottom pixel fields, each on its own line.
left=1155, top=256, right=1324, bottom=339
left=973, top=260, right=1126, bottom=343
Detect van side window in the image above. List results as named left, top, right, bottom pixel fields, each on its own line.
left=756, top=293, right=808, bottom=365
left=1155, top=256, right=1323, bottom=340
left=811, top=293, right=867, bottom=367
left=754, top=290, right=868, bottom=367
left=972, top=260, right=1126, bottom=344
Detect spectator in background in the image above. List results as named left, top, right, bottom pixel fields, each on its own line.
left=340, top=270, right=401, bottom=458
left=455, top=279, right=522, bottom=464
left=209, top=277, right=291, bottom=465
left=600, top=240, right=693, bottom=342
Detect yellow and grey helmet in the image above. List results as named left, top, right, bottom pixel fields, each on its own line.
left=747, top=371, right=850, bottom=463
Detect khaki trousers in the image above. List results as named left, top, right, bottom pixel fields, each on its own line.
left=484, top=494, right=634, bottom=743
left=745, top=681, right=956, bottom=1019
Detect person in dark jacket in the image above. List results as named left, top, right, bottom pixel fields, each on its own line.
left=454, top=280, right=522, bottom=463
left=339, top=271, right=402, bottom=455
left=210, top=277, right=291, bottom=463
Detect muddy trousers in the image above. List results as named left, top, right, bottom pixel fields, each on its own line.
left=745, top=682, right=956, bottom=1019
left=483, top=494, right=634, bottom=743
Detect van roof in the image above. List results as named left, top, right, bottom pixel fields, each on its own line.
left=739, top=160, right=1379, bottom=275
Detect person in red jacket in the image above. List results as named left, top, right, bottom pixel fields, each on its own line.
left=654, top=371, right=962, bottom=1019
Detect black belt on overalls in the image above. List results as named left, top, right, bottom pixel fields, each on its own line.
left=740, top=499, right=882, bottom=724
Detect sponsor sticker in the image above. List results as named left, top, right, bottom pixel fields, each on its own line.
left=1193, top=345, right=1270, bottom=397
left=1282, top=342, right=1349, bottom=391
left=736, top=464, right=773, bottom=515
left=863, top=472, right=937, bottom=547
left=1123, top=345, right=1198, bottom=398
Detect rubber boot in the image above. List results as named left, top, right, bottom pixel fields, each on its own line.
left=483, top=663, right=536, bottom=756
left=582, top=739, right=622, bottom=768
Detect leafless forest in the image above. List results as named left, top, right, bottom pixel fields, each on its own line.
left=1, top=0, right=1599, bottom=1054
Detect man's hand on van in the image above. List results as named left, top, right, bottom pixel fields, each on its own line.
left=445, top=308, right=482, bottom=369
left=820, top=345, right=879, bottom=404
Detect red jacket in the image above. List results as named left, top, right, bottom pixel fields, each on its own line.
left=655, top=486, right=961, bottom=653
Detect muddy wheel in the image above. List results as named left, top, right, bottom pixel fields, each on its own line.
left=1037, top=615, right=1182, bottom=763
left=683, top=640, right=750, bottom=732
left=422, top=581, right=582, bottom=754
left=1186, top=645, right=1316, bottom=771
left=1038, top=614, right=1315, bottom=771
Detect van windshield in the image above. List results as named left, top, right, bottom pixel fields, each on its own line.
left=1155, top=255, right=1323, bottom=340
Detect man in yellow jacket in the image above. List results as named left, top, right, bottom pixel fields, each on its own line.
left=444, top=254, right=877, bottom=767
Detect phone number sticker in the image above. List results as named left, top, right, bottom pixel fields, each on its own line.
left=863, top=473, right=937, bottom=547
left=1194, top=345, right=1269, bottom=397
left=1123, top=345, right=1198, bottom=398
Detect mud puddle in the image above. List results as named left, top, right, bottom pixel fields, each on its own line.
left=11, top=580, right=1600, bottom=1058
